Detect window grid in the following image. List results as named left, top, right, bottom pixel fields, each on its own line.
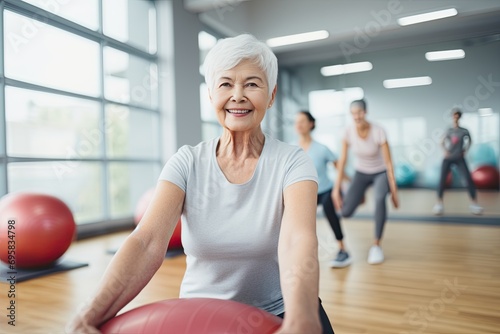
left=0, top=0, right=6, bottom=195
left=0, top=0, right=161, bottom=226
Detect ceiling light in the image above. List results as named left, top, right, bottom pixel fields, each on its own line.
left=478, top=108, right=493, bottom=116
left=397, top=8, right=458, bottom=26
left=198, top=31, right=217, bottom=50
left=425, top=49, right=465, bottom=61
left=383, top=76, right=432, bottom=89
left=266, top=30, right=329, bottom=47
left=321, top=61, right=373, bottom=76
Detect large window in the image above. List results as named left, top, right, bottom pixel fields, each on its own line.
left=307, top=88, right=364, bottom=180
left=0, top=0, right=160, bottom=227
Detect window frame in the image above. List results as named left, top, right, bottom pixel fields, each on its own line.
left=0, top=0, right=161, bottom=238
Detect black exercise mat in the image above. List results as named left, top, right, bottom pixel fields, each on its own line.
left=0, top=260, right=88, bottom=283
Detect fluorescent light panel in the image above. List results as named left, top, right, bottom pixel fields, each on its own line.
left=321, top=61, right=373, bottom=76
left=425, top=49, right=465, bottom=61
left=383, top=76, right=432, bottom=89
left=266, top=30, right=329, bottom=47
left=397, top=8, right=458, bottom=26
left=478, top=108, right=493, bottom=116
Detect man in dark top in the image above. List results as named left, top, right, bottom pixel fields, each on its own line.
left=433, top=108, right=483, bottom=215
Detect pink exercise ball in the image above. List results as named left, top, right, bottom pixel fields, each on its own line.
left=0, top=193, right=76, bottom=268
left=100, top=298, right=282, bottom=334
left=134, top=188, right=182, bottom=249
left=472, top=165, right=500, bottom=190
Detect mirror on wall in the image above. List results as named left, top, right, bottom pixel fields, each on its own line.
left=277, top=37, right=500, bottom=222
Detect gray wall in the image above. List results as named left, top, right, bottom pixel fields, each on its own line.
left=157, top=0, right=203, bottom=162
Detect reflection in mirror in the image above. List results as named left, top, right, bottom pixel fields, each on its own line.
left=278, top=37, right=499, bottom=221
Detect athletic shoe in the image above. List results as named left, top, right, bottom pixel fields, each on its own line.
left=432, top=203, right=444, bottom=215
left=330, top=250, right=352, bottom=268
left=470, top=204, right=483, bottom=215
left=367, top=245, right=384, bottom=265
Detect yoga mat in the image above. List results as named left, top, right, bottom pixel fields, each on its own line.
left=0, top=260, right=88, bottom=283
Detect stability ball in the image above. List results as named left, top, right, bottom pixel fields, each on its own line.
left=0, top=193, right=76, bottom=269
left=472, top=165, right=500, bottom=190
left=395, top=163, right=417, bottom=187
left=134, top=188, right=182, bottom=250
left=100, top=298, right=283, bottom=334
left=422, top=165, right=452, bottom=188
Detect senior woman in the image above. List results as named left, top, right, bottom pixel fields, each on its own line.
left=67, top=34, right=333, bottom=334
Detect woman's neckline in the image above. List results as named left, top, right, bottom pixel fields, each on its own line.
left=213, top=133, right=268, bottom=186
left=356, top=123, right=371, bottom=140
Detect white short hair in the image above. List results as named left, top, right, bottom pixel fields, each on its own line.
left=203, top=34, right=278, bottom=95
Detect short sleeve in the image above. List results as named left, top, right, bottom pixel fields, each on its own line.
left=158, top=145, right=192, bottom=192
left=283, top=148, right=318, bottom=190
left=343, top=126, right=351, bottom=144
left=376, top=125, right=387, bottom=145
left=325, top=146, right=337, bottom=163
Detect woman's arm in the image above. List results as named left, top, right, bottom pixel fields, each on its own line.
left=333, top=161, right=350, bottom=182
left=381, top=142, right=399, bottom=209
left=333, top=140, right=349, bottom=210
left=441, top=132, right=450, bottom=157
left=277, top=180, right=322, bottom=334
left=66, top=181, right=185, bottom=333
left=464, top=130, right=472, bottom=154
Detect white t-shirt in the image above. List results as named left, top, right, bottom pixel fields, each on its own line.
left=344, top=123, right=387, bottom=174
left=159, top=133, right=318, bottom=315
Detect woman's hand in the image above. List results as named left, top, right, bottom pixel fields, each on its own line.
left=391, top=189, right=399, bottom=209
left=333, top=187, right=343, bottom=211
left=66, top=314, right=101, bottom=334
left=274, top=316, right=322, bottom=334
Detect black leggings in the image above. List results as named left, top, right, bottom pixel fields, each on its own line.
left=317, top=189, right=343, bottom=241
left=277, top=298, right=334, bottom=333
left=438, top=156, right=477, bottom=200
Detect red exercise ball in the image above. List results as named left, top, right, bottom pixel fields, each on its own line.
left=167, top=220, right=182, bottom=249
left=0, top=193, right=76, bottom=269
left=134, top=188, right=182, bottom=250
left=100, top=298, right=283, bottom=334
left=472, top=165, right=500, bottom=190
left=446, top=172, right=452, bottom=187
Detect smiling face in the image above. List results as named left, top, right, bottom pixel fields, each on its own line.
left=209, top=60, right=276, bottom=133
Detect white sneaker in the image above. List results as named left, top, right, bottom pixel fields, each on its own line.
left=432, top=203, right=444, bottom=215
left=367, top=245, right=384, bottom=265
left=470, top=204, right=483, bottom=215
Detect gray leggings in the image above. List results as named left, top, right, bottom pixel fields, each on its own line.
left=342, top=171, right=390, bottom=240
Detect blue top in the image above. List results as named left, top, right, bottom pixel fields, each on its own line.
left=304, top=140, right=338, bottom=194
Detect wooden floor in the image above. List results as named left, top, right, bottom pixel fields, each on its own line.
left=2, top=218, right=500, bottom=334
left=355, top=189, right=500, bottom=218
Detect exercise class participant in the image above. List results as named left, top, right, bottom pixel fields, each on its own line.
left=333, top=99, right=399, bottom=265
left=295, top=111, right=351, bottom=268
left=432, top=108, right=483, bottom=215
left=67, top=34, right=334, bottom=334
